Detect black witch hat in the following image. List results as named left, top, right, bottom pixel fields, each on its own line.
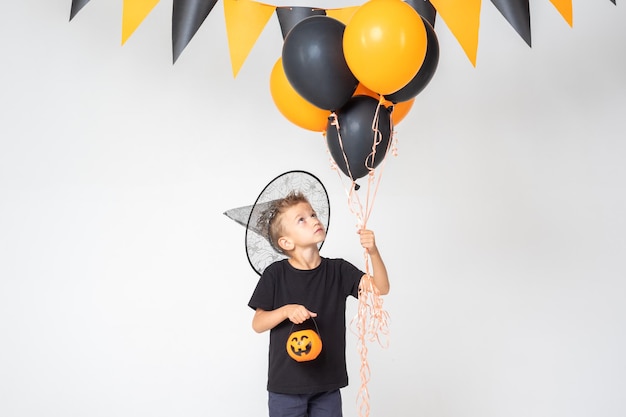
left=224, top=170, right=330, bottom=276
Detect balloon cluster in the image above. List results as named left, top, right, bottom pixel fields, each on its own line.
left=270, top=0, right=439, bottom=180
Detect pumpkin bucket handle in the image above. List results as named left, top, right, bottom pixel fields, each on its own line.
left=287, top=317, right=321, bottom=338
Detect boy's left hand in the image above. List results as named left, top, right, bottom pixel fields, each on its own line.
left=358, top=229, right=379, bottom=256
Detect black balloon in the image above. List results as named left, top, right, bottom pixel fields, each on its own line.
left=282, top=16, right=358, bottom=111
left=385, top=17, right=439, bottom=104
left=326, top=96, right=392, bottom=180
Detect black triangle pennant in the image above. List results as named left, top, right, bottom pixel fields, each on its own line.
left=69, top=0, right=91, bottom=21
left=276, top=7, right=326, bottom=40
left=491, top=0, right=532, bottom=47
left=172, top=0, right=219, bottom=63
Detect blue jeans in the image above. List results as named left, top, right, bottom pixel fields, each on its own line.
left=268, top=389, right=342, bottom=417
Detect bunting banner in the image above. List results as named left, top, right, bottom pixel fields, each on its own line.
left=69, top=0, right=617, bottom=70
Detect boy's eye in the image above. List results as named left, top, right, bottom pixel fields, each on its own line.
left=311, top=213, right=317, bottom=218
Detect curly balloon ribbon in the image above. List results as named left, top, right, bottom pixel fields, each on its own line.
left=326, top=99, right=396, bottom=417
left=353, top=272, right=390, bottom=417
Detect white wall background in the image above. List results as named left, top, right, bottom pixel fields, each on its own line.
left=2, top=1, right=625, bottom=416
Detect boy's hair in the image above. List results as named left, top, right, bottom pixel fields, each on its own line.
left=257, top=191, right=310, bottom=254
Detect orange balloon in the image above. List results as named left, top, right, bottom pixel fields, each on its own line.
left=389, top=98, right=414, bottom=125
left=269, top=57, right=330, bottom=132
left=354, top=83, right=388, bottom=104
left=343, top=0, right=427, bottom=95
left=352, top=83, right=413, bottom=124
left=354, top=83, right=376, bottom=98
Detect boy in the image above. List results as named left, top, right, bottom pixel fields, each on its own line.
left=248, top=191, right=389, bottom=417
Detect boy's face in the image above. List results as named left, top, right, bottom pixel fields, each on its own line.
left=277, top=201, right=326, bottom=251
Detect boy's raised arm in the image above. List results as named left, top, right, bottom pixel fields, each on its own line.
left=358, top=229, right=390, bottom=295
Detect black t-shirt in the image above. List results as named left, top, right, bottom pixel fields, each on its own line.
left=248, top=257, right=364, bottom=394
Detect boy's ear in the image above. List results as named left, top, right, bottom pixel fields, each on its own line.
left=277, top=236, right=294, bottom=252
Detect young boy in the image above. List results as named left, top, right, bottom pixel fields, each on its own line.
left=248, top=191, right=390, bottom=417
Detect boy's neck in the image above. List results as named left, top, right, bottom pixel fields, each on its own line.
left=287, top=247, right=322, bottom=270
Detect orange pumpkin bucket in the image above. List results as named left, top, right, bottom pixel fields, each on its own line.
left=286, top=319, right=323, bottom=362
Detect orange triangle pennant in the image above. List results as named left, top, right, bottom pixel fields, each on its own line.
left=549, top=0, right=573, bottom=27
left=430, top=0, right=481, bottom=66
left=326, top=6, right=361, bottom=25
left=223, top=0, right=276, bottom=77
left=122, top=0, right=160, bottom=45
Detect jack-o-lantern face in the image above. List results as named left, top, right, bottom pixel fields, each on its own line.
left=286, top=329, right=322, bottom=362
